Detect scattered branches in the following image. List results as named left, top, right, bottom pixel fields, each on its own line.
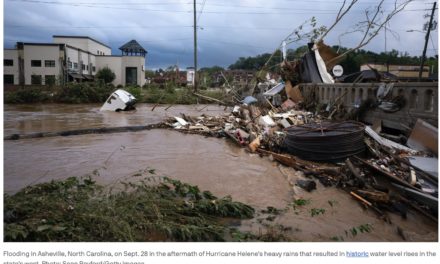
left=4, top=176, right=255, bottom=242
left=327, top=0, right=414, bottom=65
left=317, top=0, right=359, bottom=43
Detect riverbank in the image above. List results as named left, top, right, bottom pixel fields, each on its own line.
left=4, top=83, right=225, bottom=105
left=4, top=175, right=260, bottom=242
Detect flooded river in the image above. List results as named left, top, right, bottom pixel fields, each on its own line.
left=3, top=104, right=437, bottom=241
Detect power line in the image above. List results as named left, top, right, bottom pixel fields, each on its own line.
left=7, top=0, right=432, bottom=4
left=196, top=0, right=207, bottom=23
left=6, top=0, right=434, bottom=14
left=6, top=22, right=438, bottom=34
left=6, top=24, right=194, bottom=29
left=429, top=34, right=437, bottom=54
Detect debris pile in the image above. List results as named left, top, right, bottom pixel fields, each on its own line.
left=339, top=144, right=438, bottom=226
left=164, top=100, right=438, bottom=225
left=164, top=101, right=318, bottom=152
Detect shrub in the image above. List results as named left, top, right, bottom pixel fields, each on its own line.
left=95, top=67, right=116, bottom=84
left=125, top=86, right=142, bottom=100
left=54, top=82, right=114, bottom=103
left=4, top=88, right=51, bottom=104
left=45, top=76, right=56, bottom=87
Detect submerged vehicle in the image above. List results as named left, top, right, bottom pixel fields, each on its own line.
left=100, top=89, right=137, bottom=112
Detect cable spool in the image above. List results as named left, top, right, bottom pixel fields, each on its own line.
left=283, top=121, right=365, bottom=161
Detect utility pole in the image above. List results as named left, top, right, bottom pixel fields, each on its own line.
left=193, top=0, right=198, bottom=92
left=418, top=1, right=436, bottom=81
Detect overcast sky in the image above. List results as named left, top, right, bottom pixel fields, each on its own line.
left=3, top=0, right=438, bottom=70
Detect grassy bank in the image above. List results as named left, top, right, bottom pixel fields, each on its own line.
left=4, top=83, right=226, bottom=105
left=4, top=176, right=256, bottom=242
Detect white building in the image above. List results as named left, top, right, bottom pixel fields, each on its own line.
left=3, top=35, right=147, bottom=86
left=186, top=67, right=195, bottom=86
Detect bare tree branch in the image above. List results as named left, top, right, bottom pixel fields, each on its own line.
left=326, top=0, right=413, bottom=66
left=317, top=0, right=359, bottom=43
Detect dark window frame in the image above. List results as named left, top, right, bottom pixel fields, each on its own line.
left=45, top=75, right=56, bottom=86
left=44, top=60, right=56, bottom=67
left=31, top=60, right=42, bottom=67
left=4, top=74, right=14, bottom=84
left=4, top=59, right=14, bottom=66
left=31, top=75, right=42, bottom=85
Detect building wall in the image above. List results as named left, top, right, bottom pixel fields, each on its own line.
left=80, top=51, right=89, bottom=75
left=87, top=39, right=111, bottom=55
left=66, top=46, right=79, bottom=72
left=122, top=56, right=146, bottom=86
left=95, top=56, right=145, bottom=86
left=4, top=37, right=145, bottom=87
left=4, top=49, right=20, bottom=85
left=187, top=68, right=195, bottom=85
left=53, top=37, right=88, bottom=52
left=95, top=56, right=122, bottom=85
left=89, top=54, right=97, bottom=75
left=53, top=37, right=111, bottom=55
left=23, top=45, right=62, bottom=85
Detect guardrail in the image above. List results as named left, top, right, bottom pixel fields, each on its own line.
left=299, top=82, right=438, bottom=130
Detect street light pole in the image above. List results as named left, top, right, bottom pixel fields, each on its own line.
left=418, top=1, right=436, bottom=81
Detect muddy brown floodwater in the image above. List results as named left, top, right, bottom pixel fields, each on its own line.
left=3, top=104, right=438, bottom=242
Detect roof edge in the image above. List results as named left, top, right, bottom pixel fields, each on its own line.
left=53, top=35, right=111, bottom=49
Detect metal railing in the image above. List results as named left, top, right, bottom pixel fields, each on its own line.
left=299, top=82, right=438, bottom=130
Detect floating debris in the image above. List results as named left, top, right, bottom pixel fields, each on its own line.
left=100, top=89, right=136, bottom=112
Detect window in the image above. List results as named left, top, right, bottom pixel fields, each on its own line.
left=45, top=75, right=56, bottom=86
left=125, top=67, right=137, bottom=85
left=31, top=75, right=42, bottom=85
left=68, top=61, right=73, bottom=69
left=86, top=65, right=89, bottom=71
left=82, top=64, right=86, bottom=70
left=73, top=63, right=78, bottom=69
left=31, top=60, right=41, bottom=67
left=4, top=59, right=13, bottom=66
left=4, top=74, right=14, bottom=84
left=45, top=60, right=55, bottom=67
left=93, top=66, right=96, bottom=72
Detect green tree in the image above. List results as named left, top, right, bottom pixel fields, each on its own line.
left=95, top=67, right=116, bottom=84
left=228, top=51, right=283, bottom=71
left=145, top=70, right=155, bottom=79
left=45, top=75, right=56, bottom=87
